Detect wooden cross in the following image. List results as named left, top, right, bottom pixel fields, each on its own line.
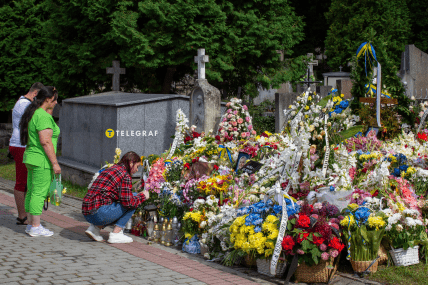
left=194, top=49, right=209, bottom=80
left=106, top=60, right=126, bottom=91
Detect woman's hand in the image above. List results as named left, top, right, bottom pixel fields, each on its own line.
left=142, top=190, right=150, bottom=200
left=53, top=162, right=61, bottom=175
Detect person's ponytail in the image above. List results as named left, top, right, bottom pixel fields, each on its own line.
left=19, top=86, right=55, bottom=146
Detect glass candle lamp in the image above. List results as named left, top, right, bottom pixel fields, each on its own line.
left=160, top=223, right=167, bottom=245
left=165, top=222, right=173, bottom=246
left=146, top=218, right=154, bottom=240
left=153, top=223, right=160, bottom=243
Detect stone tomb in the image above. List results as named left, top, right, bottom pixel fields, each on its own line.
left=59, top=91, right=226, bottom=186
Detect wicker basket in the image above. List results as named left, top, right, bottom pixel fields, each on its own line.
left=390, top=246, right=419, bottom=267
left=256, top=258, right=287, bottom=278
left=378, top=244, right=388, bottom=265
left=294, top=259, right=338, bottom=283
left=243, top=254, right=257, bottom=268
left=351, top=259, right=378, bottom=273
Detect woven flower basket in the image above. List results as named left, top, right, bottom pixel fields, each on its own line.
left=378, top=244, right=388, bottom=265
left=390, top=246, right=419, bottom=267
left=243, top=254, right=257, bottom=268
left=256, top=258, right=287, bottom=278
left=294, top=259, right=338, bottom=283
left=351, top=259, right=378, bottom=273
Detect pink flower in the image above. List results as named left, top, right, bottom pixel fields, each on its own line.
left=248, top=125, right=253, bottom=130
left=246, top=132, right=250, bottom=137
left=311, top=214, right=319, bottom=219
left=228, top=127, right=233, bottom=131
left=321, top=252, right=330, bottom=261
left=297, top=249, right=305, bottom=255
left=330, top=249, right=339, bottom=258
left=222, top=118, right=227, bottom=122
left=227, top=114, right=232, bottom=118
left=319, top=243, right=327, bottom=251
left=243, top=105, right=248, bottom=110
left=233, top=110, right=238, bottom=115
left=233, top=127, right=238, bottom=131
left=251, top=130, right=256, bottom=135
left=237, top=118, right=244, bottom=124
left=231, top=121, right=237, bottom=126
left=241, top=132, right=247, bottom=138
left=245, top=116, right=251, bottom=122
left=314, top=202, right=323, bottom=210
left=226, top=103, right=231, bottom=107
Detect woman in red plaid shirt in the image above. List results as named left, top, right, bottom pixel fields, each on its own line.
left=82, top=151, right=149, bottom=243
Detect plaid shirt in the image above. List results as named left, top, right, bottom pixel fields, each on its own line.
left=82, top=163, right=145, bottom=215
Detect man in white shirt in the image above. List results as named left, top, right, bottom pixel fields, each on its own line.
left=9, top=82, right=44, bottom=225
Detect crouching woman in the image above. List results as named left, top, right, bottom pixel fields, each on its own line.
left=82, top=151, right=149, bottom=243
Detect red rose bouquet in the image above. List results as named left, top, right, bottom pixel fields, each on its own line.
left=281, top=202, right=344, bottom=266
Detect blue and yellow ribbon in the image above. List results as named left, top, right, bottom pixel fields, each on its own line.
left=218, top=145, right=233, bottom=165
left=356, top=42, right=377, bottom=76
left=364, top=84, right=391, bottom=98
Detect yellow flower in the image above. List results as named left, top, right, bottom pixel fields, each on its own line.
left=305, top=106, right=309, bottom=111
left=367, top=216, right=385, bottom=230
left=115, top=148, right=122, bottom=156
left=62, top=188, right=67, bottom=194
left=305, top=115, right=309, bottom=119
left=265, top=215, right=278, bottom=224
left=340, top=215, right=356, bottom=227
left=341, top=93, right=344, bottom=98
left=348, top=203, right=359, bottom=211
left=308, top=96, right=312, bottom=101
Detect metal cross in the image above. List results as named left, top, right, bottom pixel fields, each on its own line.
left=194, top=49, right=209, bottom=80
left=106, top=60, right=126, bottom=91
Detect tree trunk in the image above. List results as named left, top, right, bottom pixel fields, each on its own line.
left=162, top=66, right=176, bottom=94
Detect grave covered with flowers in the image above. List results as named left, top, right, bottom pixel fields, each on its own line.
left=94, top=83, right=428, bottom=282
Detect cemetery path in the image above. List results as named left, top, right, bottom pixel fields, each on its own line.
left=0, top=179, right=380, bottom=285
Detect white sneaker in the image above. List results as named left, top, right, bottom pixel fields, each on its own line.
left=85, top=224, right=104, bottom=242
left=28, top=225, right=54, bottom=237
left=25, top=225, right=32, bottom=234
left=107, top=230, right=133, bottom=244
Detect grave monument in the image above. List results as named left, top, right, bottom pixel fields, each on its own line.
left=58, top=59, right=226, bottom=186
left=189, top=49, right=221, bottom=133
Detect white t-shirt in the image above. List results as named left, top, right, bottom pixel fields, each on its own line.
left=9, top=96, right=32, bottom=148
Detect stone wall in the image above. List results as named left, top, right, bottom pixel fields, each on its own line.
left=0, top=123, right=12, bottom=148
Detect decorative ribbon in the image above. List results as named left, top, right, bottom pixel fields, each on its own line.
left=347, top=217, right=351, bottom=260
left=364, top=84, right=391, bottom=98
left=356, top=42, right=377, bottom=77
left=267, top=151, right=301, bottom=276
left=357, top=42, right=381, bottom=127
left=218, top=145, right=233, bottom=165
left=322, top=114, right=330, bottom=178
left=167, top=131, right=182, bottom=160
left=417, top=108, right=428, bottom=134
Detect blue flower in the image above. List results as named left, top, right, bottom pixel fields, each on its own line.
left=393, top=168, right=401, bottom=177
left=355, top=132, right=363, bottom=137
left=354, top=207, right=371, bottom=224
left=399, top=165, right=408, bottom=172
left=340, top=100, right=349, bottom=108
left=273, top=205, right=282, bottom=215
left=254, top=226, right=262, bottom=233
left=335, top=107, right=343, bottom=114
left=330, top=186, right=335, bottom=192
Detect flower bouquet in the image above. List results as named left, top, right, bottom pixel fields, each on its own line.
left=340, top=204, right=387, bottom=273
left=181, top=210, right=204, bottom=254
left=383, top=209, right=424, bottom=266
left=282, top=202, right=344, bottom=283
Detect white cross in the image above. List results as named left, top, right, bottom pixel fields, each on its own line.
left=106, top=60, right=126, bottom=91
left=194, top=49, right=209, bottom=80
left=306, top=53, right=318, bottom=79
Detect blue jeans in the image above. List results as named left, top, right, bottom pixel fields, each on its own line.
left=84, top=195, right=137, bottom=228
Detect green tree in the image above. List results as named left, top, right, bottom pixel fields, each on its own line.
left=0, top=0, right=49, bottom=112
left=325, top=0, right=413, bottom=124
left=407, top=0, right=428, bottom=54
left=105, top=0, right=306, bottom=98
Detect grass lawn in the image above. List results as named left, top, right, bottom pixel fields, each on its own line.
left=368, top=263, right=428, bottom=285
left=0, top=147, right=87, bottom=198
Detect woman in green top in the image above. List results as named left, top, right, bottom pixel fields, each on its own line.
left=19, top=86, right=60, bottom=237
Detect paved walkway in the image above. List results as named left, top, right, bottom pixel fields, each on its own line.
left=0, top=177, right=380, bottom=285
